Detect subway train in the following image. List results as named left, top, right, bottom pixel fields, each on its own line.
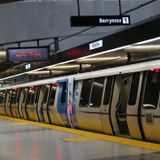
left=0, top=59, right=160, bottom=143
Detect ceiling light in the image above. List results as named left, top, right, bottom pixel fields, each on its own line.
left=135, top=36, right=160, bottom=45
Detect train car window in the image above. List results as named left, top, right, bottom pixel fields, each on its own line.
left=30, top=90, right=35, bottom=104
left=23, top=89, right=27, bottom=103
left=128, top=73, right=140, bottom=105
left=26, top=90, right=31, bottom=105
left=26, top=88, right=35, bottom=105
left=80, top=79, right=92, bottom=107
left=90, top=77, right=104, bottom=107
left=43, top=85, right=49, bottom=103
left=48, top=86, right=56, bottom=106
left=16, top=90, right=21, bottom=103
left=143, top=71, right=160, bottom=108
left=0, top=91, right=5, bottom=104
left=103, top=76, right=114, bottom=105
left=60, top=83, right=67, bottom=104
left=35, top=87, right=40, bottom=103
left=11, top=90, right=17, bottom=104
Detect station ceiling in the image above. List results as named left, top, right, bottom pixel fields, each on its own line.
left=0, top=37, right=160, bottom=86
left=0, top=15, right=160, bottom=86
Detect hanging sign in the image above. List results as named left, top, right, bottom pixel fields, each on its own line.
left=7, top=46, right=49, bottom=63
left=71, top=15, right=130, bottom=26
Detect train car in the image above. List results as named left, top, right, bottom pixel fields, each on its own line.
left=0, top=59, right=160, bottom=143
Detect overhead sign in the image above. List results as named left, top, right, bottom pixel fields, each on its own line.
left=70, top=15, right=130, bottom=26
left=7, top=47, right=49, bottom=63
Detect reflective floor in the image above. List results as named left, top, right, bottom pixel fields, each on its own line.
left=0, top=119, right=159, bottom=160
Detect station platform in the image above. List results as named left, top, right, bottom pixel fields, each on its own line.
left=0, top=116, right=160, bottom=160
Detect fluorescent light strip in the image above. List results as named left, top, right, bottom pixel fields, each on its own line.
left=124, top=45, right=160, bottom=52
left=135, top=36, right=160, bottom=45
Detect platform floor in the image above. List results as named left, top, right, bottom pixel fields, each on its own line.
left=0, top=117, right=160, bottom=160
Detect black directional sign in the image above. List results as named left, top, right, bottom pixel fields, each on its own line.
left=71, top=15, right=130, bottom=26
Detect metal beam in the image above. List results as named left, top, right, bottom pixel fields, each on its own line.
left=124, top=45, right=160, bottom=53
left=0, top=0, right=21, bottom=4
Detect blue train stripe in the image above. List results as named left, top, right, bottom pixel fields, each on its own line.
left=57, top=79, right=70, bottom=127
left=72, top=81, right=79, bottom=128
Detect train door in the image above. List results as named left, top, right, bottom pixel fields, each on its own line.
left=5, top=90, right=12, bottom=116
left=72, top=80, right=79, bottom=128
left=76, top=77, right=105, bottom=132
left=0, top=90, right=6, bottom=115
left=21, top=88, right=28, bottom=119
left=56, top=78, right=73, bottom=127
left=48, top=83, right=65, bottom=126
left=127, top=72, right=143, bottom=140
left=141, top=70, right=160, bottom=142
left=26, top=86, right=40, bottom=121
left=10, top=89, right=21, bottom=118
left=110, top=75, right=131, bottom=136
left=36, top=86, right=44, bottom=122
left=100, top=76, right=114, bottom=134
left=40, top=85, right=50, bottom=123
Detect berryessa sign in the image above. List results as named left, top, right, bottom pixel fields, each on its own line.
left=71, top=16, right=130, bottom=26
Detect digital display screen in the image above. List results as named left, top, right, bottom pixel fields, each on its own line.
left=7, top=47, right=49, bottom=63
left=57, top=45, right=90, bottom=62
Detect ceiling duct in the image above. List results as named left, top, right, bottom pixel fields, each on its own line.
left=47, top=64, right=91, bottom=70
left=92, top=56, right=128, bottom=68
left=76, top=57, right=122, bottom=64
left=124, top=45, right=160, bottom=53
left=27, top=70, right=65, bottom=75
left=0, top=50, right=7, bottom=61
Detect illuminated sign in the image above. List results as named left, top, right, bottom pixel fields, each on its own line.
left=7, top=47, right=49, bottom=63
left=25, top=63, right=31, bottom=70
left=70, top=16, right=130, bottom=26
left=89, top=40, right=103, bottom=50
left=58, top=45, right=90, bottom=62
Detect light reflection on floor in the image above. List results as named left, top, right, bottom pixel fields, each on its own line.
left=0, top=119, right=158, bottom=160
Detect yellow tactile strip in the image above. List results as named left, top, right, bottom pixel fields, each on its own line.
left=0, top=115, right=160, bottom=151
left=8, top=122, right=28, bottom=126
left=63, top=136, right=96, bottom=142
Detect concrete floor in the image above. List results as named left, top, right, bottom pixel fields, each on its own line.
left=0, top=119, right=159, bottom=160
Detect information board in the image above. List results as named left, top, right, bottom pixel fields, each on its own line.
left=7, top=47, right=49, bottom=63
